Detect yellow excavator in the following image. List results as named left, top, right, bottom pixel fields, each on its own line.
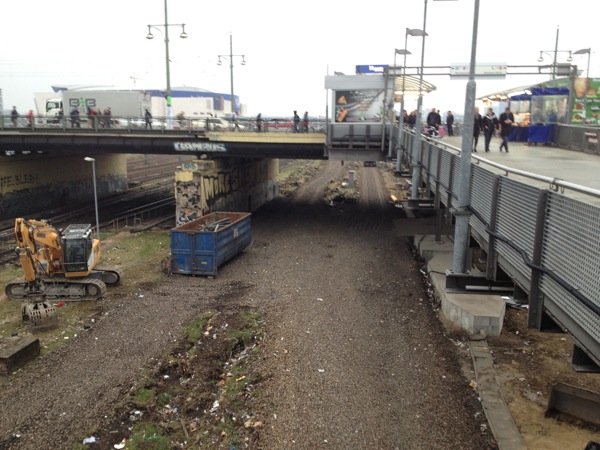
left=5, top=218, right=121, bottom=307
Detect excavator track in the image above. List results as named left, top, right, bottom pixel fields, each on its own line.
left=95, top=267, right=123, bottom=286
left=5, top=277, right=107, bottom=302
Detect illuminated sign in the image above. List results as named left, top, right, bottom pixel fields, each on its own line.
left=355, top=65, right=389, bottom=74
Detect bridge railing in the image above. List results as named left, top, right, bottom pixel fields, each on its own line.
left=401, top=130, right=600, bottom=369
left=0, top=114, right=328, bottom=135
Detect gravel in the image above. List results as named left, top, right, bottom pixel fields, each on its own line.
left=0, top=161, right=494, bottom=449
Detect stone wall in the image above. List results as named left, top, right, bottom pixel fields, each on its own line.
left=174, top=158, right=278, bottom=225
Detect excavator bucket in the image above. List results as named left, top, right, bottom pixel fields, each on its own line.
left=22, top=302, right=58, bottom=330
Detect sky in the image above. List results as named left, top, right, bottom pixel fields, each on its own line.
left=1, top=0, right=598, bottom=119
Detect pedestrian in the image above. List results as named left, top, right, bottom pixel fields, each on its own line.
left=482, top=107, right=498, bottom=152
left=26, top=110, right=34, bottom=127
left=70, top=107, right=80, bottom=128
left=406, top=110, right=417, bottom=128
left=11, top=106, right=19, bottom=127
left=144, top=108, right=153, bottom=129
left=426, top=108, right=441, bottom=136
left=446, top=110, right=454, bottom=136
left=103, top=107, right=112, bottom=128
left=499, top=106, right=514, bottom=152
left=231, top=111, right=240, bottom=131
left=88, top=107, right=96, bottom=128
left=293, top=110, right=300, bottom=132
left=256, top=113, right=263, bottom=132
left=57, top=107, right=64, bottom=127
left=302, top=111, right=309, bottom=133
left=473, top=107, right=483, bottom=152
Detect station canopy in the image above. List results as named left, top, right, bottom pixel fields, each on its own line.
left=478, top=77, right=571, bottom=102
left=391, top=74, right=436, bottom=94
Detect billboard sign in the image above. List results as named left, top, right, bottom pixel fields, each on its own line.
left=335, top=89, right=384, bottom=122
left=355, top=65, right=388, bottom=75
left=571, top=78, right=600, bottom=126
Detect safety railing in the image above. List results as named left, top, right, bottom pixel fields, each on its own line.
left=401, top=129, right=600, bottom=369
left=0, top=114, right=327, bottom=135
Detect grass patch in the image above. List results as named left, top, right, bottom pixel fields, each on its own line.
left=126, top=423, right=170, bottom=449
left=133, top=387, right=156, bottom=407
left=182, top=311, right=217, bottom=345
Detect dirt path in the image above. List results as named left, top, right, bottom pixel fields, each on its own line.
left=0, top=161, right=494, bottom=449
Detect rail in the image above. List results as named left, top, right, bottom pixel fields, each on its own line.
left=400, top=129, right=600, bottom=369
left=0, top=114, right=327, bottom=135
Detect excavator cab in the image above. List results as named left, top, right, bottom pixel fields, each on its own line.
left=61, top=224, right=96, bottom=274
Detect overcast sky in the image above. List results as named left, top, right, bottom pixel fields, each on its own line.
left=1, top=0, right=597, bottom=118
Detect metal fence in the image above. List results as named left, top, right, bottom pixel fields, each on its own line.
left=401, top=130, right=600, bottom=369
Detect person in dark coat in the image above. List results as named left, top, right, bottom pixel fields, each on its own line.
left=499, top=106, right=515, bottom=152
left=482, top=107, right=498, bottom=152
left=446, top=110, right=454, bottom=136
left=473, top=107, right=483, bottom=152
left=406, top=110, right=417, bottom=128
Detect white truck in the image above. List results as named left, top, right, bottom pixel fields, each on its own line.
left=34, top=90, right=152, bottom=125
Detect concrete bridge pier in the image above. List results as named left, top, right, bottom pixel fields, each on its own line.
left=174, top=158, right=279, bottom=225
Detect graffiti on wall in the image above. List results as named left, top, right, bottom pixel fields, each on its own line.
left=174, top=160, right=277, bottom=224
left=175, top=181, right=201, bottom=225
left=0, top=173, right=40, bottom=194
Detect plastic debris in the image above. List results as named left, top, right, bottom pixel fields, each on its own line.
left=83, top=436, right=98, bottom=444
left=114, top=438, right=127, bottom=449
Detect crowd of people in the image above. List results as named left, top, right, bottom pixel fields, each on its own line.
left=397, top=106, right=516, bottom=153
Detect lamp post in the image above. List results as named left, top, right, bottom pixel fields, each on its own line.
left=395, top=28, right=427, bottom=172
left=218, top=32, right=246, bottom=115
left=451, top=0, right=480, bottom=275
left=409, top=1, right=430, bottom=200
left=84, top=157, right=100, bottom=240
left=146, top=0, right=188, bottom=130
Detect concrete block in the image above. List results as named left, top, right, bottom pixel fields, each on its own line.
left=415, top=235, right=454, bottom=263
left=0, top=335, right=40, bottom=375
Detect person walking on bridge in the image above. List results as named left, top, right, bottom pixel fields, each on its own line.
left=473, top=107, right=483, bottom=152
left=144, top=108, right=153, bottom=129
left=256, top=113, right=263, bottom=132
left=446, top=110, right=454, bottom=136
left=11, top=106, right=19, bottom=127
left=302, top=111, right=309, bottom=133
left=482, top=107, right=498, bottom=152
left=293, top=111, right=300, bottom=132
left=499, top=106, right=514, bottom=152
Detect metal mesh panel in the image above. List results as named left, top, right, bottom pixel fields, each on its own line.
left=438, top=150, right=453, bottom=202
left=469, top=165, right=496, bottom=248
left=449, top=153, right=462, bottom=204
left=539, top=193, right=600, bottom=339
left=541, top=275, right=600, bottom=344
left=494, top=178, right=540, bottom=283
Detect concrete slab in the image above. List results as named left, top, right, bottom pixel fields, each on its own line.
left=0, top=335, right=40, bottom=375
left=470, top=339, right=527, bottom=450
left=415, top=234, right=506, bottom=337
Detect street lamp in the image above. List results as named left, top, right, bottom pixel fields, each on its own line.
left=395, top=28, right=427, bottom=172
left=217, top=32, right=246, bottom=114
left=451, top=0, right=480, bottom=275
left=84, top=157, right=100, bottom=240
left=146, top=0, right=188, bottom=129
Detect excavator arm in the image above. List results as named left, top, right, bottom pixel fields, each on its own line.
left=14, top=218, right=64, bottom=282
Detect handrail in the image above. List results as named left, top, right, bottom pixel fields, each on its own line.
left=405, top=128, right=600, bottom=200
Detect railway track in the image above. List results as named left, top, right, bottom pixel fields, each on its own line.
left=0, top=154, right=189, bottom=265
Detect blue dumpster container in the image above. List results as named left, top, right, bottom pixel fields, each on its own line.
left=170, top=212, right=251, bottom=276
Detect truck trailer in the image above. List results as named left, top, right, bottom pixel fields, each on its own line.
left=34, top=89, right=152, bottom=124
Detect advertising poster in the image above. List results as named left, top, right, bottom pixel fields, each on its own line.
left=335, top=89, right=384, bottom=122
left=571, top=78, right=600, bottom=125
